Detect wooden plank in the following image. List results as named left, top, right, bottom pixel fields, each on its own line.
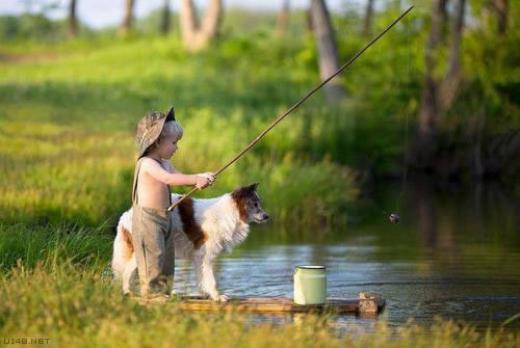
left=175, top=295, right=385, bottom=315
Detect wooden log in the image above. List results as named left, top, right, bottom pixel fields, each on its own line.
left=134, top=293, right=386, bottom=315
left=173, top=294, right=385, bottom=315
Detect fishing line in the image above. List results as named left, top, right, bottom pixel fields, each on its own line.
left=385, top=9, right=413, bottom=225
left=168, top=5, right=415, bottom=212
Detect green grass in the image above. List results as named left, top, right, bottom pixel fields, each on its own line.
left=1, top=261, right=518, bottom=347
left=1, top=224, right=518, bottom=347
left=0, top=35, right=361, bottom=227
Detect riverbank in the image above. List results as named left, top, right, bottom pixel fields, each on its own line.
left=1, top=258, right=518, bottom=347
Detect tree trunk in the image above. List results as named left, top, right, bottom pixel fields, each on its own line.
left=413, top=0, right=466, bottom=169
left=201, top=0, right=222, bottom=40
left=418, top=0, right=445, bottom=137
left=276, top=0, right=290, bottom=37
left=492, top=0, right=508, bottom=35
left=119, top=0, right=135, bottom=36
left=439, top=0, right=450, bottom=42
left=160, top=0, right=171, bottom=35
left=362, top=0, right=374, bottom=37
left=180, top=0, right=198, bottom=44
left=68, top=0, right=78, bottom=38
left=411, top=0, right=448, bottom=167
left=309, top=0, right=347, bottom=103
left=439, top=0, right=465, bottom=111
left=180, top=0, right=223, bottom=52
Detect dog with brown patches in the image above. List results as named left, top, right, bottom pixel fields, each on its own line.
left=111, top=183, right=269, bottom=301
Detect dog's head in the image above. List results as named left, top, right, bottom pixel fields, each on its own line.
left=231, top=183, right=270, bottom=224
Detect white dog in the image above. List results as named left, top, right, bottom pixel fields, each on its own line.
left=111, top=183, right=269, bottom=301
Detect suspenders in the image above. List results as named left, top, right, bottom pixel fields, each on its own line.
left=132, top=157, right=172, bottom=206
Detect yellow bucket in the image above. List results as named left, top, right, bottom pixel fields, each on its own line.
left=293, top=265, right=327, bottom=305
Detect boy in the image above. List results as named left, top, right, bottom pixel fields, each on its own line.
left=132, top=106, right=214, bottom=297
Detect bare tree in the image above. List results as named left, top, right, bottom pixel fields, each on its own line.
left=309, top=0, right=347, bottom=103
left=68, top=0, right=78, bottom=38
left=276, top=0, right=290, bottom=37
left=119, top=0, right=135, bottom=36
left=180, top=0, right=223, bottom=52
left=362, top=0, right=374, bottom=37
left=160, top=0, right=171, bottom=35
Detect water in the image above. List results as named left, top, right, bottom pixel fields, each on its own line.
left=173, top=180, right=520, bottom=330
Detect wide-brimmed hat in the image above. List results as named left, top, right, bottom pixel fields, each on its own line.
left=135, top=107, right=175, bottom=158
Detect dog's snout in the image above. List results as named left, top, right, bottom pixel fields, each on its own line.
left=262, top=213, right=270, bottom=221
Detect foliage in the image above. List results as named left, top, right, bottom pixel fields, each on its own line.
left=0, top=14, right=65, bottom=41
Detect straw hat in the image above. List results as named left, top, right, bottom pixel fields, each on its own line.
left=135, top=107, right=175, bottom=158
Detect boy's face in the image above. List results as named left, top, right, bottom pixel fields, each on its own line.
left=156, top=133, right=180, bottom=159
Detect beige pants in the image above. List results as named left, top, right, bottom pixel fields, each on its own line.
left=131, top=205, right=174, bottom=296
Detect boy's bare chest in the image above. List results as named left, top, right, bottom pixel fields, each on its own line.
left=136, top=171, right=171, bottom=209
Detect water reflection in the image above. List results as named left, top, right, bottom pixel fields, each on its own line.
left=173, top=180, right=520, bottom=330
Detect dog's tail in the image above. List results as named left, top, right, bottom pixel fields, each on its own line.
left=120, top=227, right=134, bottom=254
left=112, top=211, right=134, bottom=277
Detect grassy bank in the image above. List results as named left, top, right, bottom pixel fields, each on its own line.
left=0, top=35, right=359, bottom=227
left=1, top=261, right=518, bottom=347
left=1, top=226, right=519, bottom=347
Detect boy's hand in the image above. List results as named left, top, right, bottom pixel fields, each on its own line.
left=194, top=173, right=215, bottom=189
left=199, top=172, right=215, bottom=185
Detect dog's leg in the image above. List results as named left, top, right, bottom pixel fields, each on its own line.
left=199, top=255, right=228, bottom=302
left=192, top=253, right=205, bottom=296
left=122, top=256, right=137, bottom=296
left=193, top=251, right=222, bottom=301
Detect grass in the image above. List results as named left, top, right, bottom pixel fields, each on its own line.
left=1, top=261, right=519, bottom=347
left=0, top=34, right=365, bottom=227
left=1, top=224, right=519, bottom=347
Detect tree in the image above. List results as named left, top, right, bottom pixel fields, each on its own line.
left=309, top=0, right=347, bottom=103
left=439, top=0, right=465, bottom=111
left=492, top=0, right=508, bottom=35
left=414, top=0, right=466, bottom=164
left=276, top=0, right=290, bottom=37
left=180, top=0, right=223, bottom=52
left=418, top=0, right=465, bottom=136
left=119, top=0, right=135, bottom=36
left=160, top=0, right=171, bottom=35
left=362, top=0, right=374, bottom=37
left=68, top=0, right=77, bottom=38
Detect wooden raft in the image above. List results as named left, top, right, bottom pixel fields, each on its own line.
left=174, top=292, right=385, bottom=315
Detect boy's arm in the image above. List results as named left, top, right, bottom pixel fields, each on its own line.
left=162, top=160, right=178, bottom=173
left=142, top=158, right=197, bottom=186
left=142, top=158, right=211, bottom=188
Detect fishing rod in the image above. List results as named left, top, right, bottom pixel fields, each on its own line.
left=167, top=5, right=414, bottom=212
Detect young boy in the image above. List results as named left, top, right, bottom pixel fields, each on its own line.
left=132, top=106, right=214, bottom=297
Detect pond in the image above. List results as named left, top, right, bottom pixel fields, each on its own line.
left=173, top=179, right=520, bottom=330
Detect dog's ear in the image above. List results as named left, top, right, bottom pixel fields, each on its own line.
left=248, top=183, right=259, bottom=192
left=231, top=183, right=258, bottom=197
